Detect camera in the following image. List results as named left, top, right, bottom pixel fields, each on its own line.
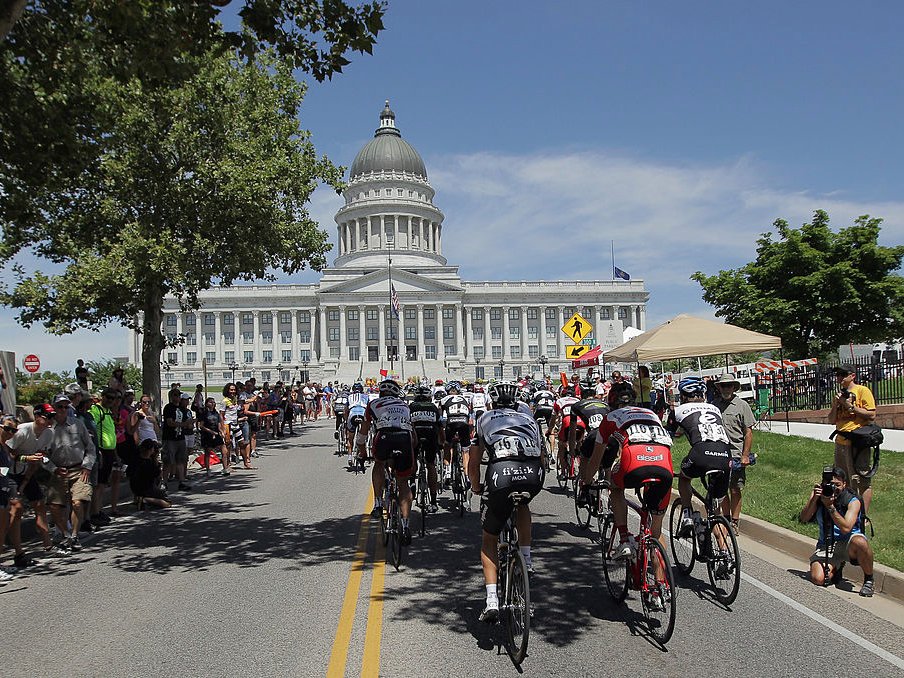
left=821, top=467, right=836, bottom=499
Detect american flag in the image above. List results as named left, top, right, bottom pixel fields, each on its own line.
left=390, top=283, right=401, bottom=319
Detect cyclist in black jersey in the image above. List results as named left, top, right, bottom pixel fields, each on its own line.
left=468, top=381, right=545, bottom=622
left=440, top=383, right=472, bottom=487
left=409, top=385, right=442, bottom=512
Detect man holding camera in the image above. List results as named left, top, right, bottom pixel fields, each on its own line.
left=800, top=466, right=874, bottom=597
left=827, top=365, right=876, bottom=512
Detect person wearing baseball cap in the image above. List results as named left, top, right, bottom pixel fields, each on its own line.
left=828, top=364, right=877, bottom=512
left=714, top=373, right=756, bottom=534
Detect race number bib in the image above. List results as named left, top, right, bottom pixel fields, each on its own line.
left=588, top=413, right=605, bottom=430
left=626, top=423, right=672, bottom=446
left=697, top=423, right=729, bottom=443
left=493, top=435, right=540, bottom=459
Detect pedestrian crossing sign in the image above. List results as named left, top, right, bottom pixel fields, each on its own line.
left=562, top=312, right=592, bottom=343
left=566, top=344, right=591, bottom=359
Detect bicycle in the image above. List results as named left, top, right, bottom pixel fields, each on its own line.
left=379, top=461, right=405, bottom=571
left=449, top=432, right=470, bottom=517
left=480, top=489, right=532, bottom=667
left=335, top=418, right=347, bottom=457
left=600, top=480, right=677, bottom=645
left=668, top=469, right=741, bottom=606
left=413, top=439, right=432, bottom=537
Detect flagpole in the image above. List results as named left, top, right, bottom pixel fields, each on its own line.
left=611, top=240, right=615, bottom=280
left=388, top=241, right=394, bottom=377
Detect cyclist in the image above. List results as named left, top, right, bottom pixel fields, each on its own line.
left=531, top=381, right=556, bottom=436
left=332, top=386, right=350, bottom=443
left=666, top=376, right=732, bottom=537
left=356, top=379, right=417, bottom=545
left=467, top=381, right=545, bottom=622
left=440, top=382, right=473, bottom=491
left=409, top=385, right=442, bottom=512
left=570, top=391, right=610, bottom=505
left=550, top=386, right=581, bottom=481
left=582, top=381, right=674, bottom=559
left=345, top=382, right=369, bottom=469
left=471, top=384, right=490, bottom=420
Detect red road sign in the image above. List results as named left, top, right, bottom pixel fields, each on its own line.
left=23, top=354, right=40, bottom=373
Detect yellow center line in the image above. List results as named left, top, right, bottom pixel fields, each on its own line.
left=326, top=487, right=374, bottom=678
left=361, top=529, right=386, bottom=677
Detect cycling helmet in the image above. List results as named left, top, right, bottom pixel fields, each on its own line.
left=352, top=382, right=363, bottom=393
left=434, top=379, right=444, bottom=386
left=532, top=380, right=546, bottom=391
left=448, top=382, right=461, bottom=394
left=677, top=376, right=706, bottom=399
left=610, top=381, right=636, bottom=407
left=414, top=385, right=432, bottom=401
left=488, top=381, right=520, bottom=407
left=378, top=379, right=402, bottom=398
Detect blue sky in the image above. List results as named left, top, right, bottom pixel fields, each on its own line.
left=3, top=0, right=903, bottom=372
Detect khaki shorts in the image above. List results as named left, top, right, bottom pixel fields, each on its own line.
left=809, top=534, right=868, bottom=568
left=46, top=467, right=93, bottom=505
left=834, top=440, right=872, bottom=493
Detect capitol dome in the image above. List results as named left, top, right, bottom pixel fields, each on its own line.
left=349, top=101, right=427, bottom=180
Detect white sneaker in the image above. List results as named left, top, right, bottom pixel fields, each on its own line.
left=479, top=599, right=499, bottom=623
left=615, top=540, right=636, bottom=561
left=0, top=568, right=14, bottom=582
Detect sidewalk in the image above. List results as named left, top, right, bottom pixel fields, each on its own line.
left=766, top=420, right=904, bottom=452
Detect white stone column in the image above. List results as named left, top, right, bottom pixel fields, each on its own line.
left=319, top=306, right=328, bottom=362
left=291, top=310, right=298, bottom=358
left=436, top=224, right=442, bottom=254
left=417, top=304, right=425, bottom=362
left=456, top=304, right=465, bottom=359
left=251, top=310, right=260, bottom=368
left=213, top=312, right=221, bottom=365
left=592, top=305, right=600, bottom=344
left=611, top=305, right=619, bottom=329
left=639, top=305, right=646, bottom=331
left=339, top=305, right=347, bottom=361
left=628, top=304, right=637, bottom=329
left=557, top=306, right=565, bottom=357
left=465, top=307, right=473, bottom=360
left=378, top=305, right=386, bottom=361
left=538, top=306, right=547, bottom=357
left=502, top=306, right=510, bottom=359
left=520, top=306, right=529, bottom=362
left=483, top=306, right=490, bottom=360
left=435, top=303, right=444, bottom=357
left=358, top=305, right=366, bottom=361
left=392, top=215, right=398, bottom=246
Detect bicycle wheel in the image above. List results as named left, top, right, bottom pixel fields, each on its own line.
left=452, top=456, right=466, bottom=517
left=391, top=503, right=404, bottom=571
left=574, top=481, right=591, bottom=529
left=556, top=452, right=568, bottom=489
left=380, top=487, right=390, bottom=546
left=668, top=498, right=696, bottom=575
left=417, top=464, right=429, bottom=537
left=600, top=516, right=629, bottom=602
left=504, top=546, right=530, bottom=666
left=706, top=516, right=741, bottom=605
left=640, top=538, right=676, bottom=645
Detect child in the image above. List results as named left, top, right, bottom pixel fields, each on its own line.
left=127, top=439, right=171, bottom=509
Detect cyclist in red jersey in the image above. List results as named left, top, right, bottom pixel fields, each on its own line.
left=582, top=382, right=674, bottom=560
left=550, top=386, right=583, bottom=481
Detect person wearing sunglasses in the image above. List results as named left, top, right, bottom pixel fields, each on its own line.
left=7, top=404, right=56, bottom=566
left=0, top=415, right=20, bottom=580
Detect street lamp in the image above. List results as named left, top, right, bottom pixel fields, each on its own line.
left=499, top=358, right=505, bottom=380
left=229, top=361, right=239, bottom=383
left=539, top=354, right=548, bottom=381
left=475, top=356, right=481, bottom=382
left=302, top=359, right=309, bottom=383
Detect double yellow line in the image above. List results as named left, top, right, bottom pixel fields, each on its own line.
left=326, top=488, right=386, bottom=678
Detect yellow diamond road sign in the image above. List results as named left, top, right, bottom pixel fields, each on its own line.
left=566, top=344, right=591, bottom=359
left=562, top=312, right=592, bottom=343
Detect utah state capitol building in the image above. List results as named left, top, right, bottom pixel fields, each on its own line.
left=130, top=102, right=649, bottom=386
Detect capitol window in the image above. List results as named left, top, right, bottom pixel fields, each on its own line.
left=510, top=346, right=521, bottom=358
left=282, top=350, right=292, bottom=362
left=280, top=331, right=291, bottom=343
left=526, top=308, right=538, bottom=320
left=491, top=346, right=502, bottom=359
left=204, top=333, right=215, bottom=345
left=473, top=327, right=483, bottom=340
left=299, top=331, right=311, bottom=343
left=186, top=352, right=197, bottom=364
left=329, top=328, right=340, bottom=341
left=425, top=346, right=437, bottom=359
left=242, top=332, right=252, bottom=344
left=546, top=326, right=557, bottom=338
left=490, top=309, right=501, bottom=321
left=223, top=313, right=234, bottom=325
left=547, top=346, right=558, bottom=357
left=405, top=326, right=416, bottom=340
left=491, top=327, right=502, bottom=340
left=185, top=334, right=197, bottom=345
left=444, top=345, right=455, bottom=356
left=300, top=311, right=310, bottom=323
left=224, top=351, right=234, bottom=363
left=206, top=352, right=216, bottom=362
left=472, top=308, right=483, bottom=321
left=442, top=308, right=453, bottom=319
left=510, top=327, right=520, bottom=339
left=366, top=309, right=378, bottom=321
left=443, top=325, right=454, bottom=339
left=223, top=332, right=234, bottom=344
left=528, top=326, right=538, bottom=339
left=600, top=308, right=610, bottom=319
left=328, top=310, right=340, bottom=321
left=166, top=315, right=177, bottom=327
left=348, top=309, right=359, bottom=321
left=279, top=312, right=291, bottom=325
left=405, top=308, right=416, bottom=320
left=509, top=308, right=519, bottom=321
left=349, top=347, right=360, bottom=361
left=473, top=346, right=484, bottom=359
left=424, top=326, right=435, bottom=339
left=618, top=307, right=627, bottom=319
left=424, top=309, right=435, bottom=320
left=244, top=351, right=253, bottom=363
left=263, top=351, right=272, bottom=363
left=262, top=332, right=272, bottom=344
left=348, top=328, right=359, bottom=341
left=241, top=313, right=253, bottom=325
left=545, top=308, right=556, bottom=320
left=261, top=312, right=272, bottom=325
left=529, top=345, right=539, bottom=358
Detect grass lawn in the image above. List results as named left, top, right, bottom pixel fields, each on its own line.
left=669, top=432, right=904, bottom=572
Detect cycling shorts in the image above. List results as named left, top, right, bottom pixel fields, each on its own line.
left=680, top=447, right=730, bottom=480
left=372, top=430, right=415, bottom=479
left=334, top=412, right=345, bottom=429
left=445, top=420, right=471, bottom=447
left=345, top=413, right=364, bottom=432
left=558, top=416, right=585, bottom=443
left=534, top=407, right=553, bottom=426
left=414, top=428, right=440, bottom=463
left=612, top=442, right=673, bottom=513
left=480, top=460, right=544, bottom=536
left=473, top=409, right=487, bottom=421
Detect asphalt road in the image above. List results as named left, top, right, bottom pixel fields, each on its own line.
left=4, top=418, right=904, bottom=677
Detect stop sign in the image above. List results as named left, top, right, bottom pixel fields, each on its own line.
left=23, top=354, right=40, bottom=373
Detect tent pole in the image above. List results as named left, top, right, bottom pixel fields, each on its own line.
left=724, top=353, right=729, bottom=371
left=781, top=346, right=789, bottom=432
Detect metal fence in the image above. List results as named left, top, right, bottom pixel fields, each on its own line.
left=755, top=355, right=904, bottom=412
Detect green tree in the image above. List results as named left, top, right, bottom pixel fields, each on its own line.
left=1, top=3, right=378, bottom=405
left=691, top=210, right=904, bottom=358
left=84, top=359, right=143, bottom=395
left=14, top=368, right=69, bottom=405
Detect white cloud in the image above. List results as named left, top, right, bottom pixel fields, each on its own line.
left=427, top=149, right=904, bottom=327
